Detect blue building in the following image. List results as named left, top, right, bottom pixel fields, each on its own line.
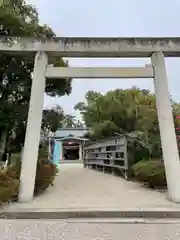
left=51, top=127, right=89, bottom=166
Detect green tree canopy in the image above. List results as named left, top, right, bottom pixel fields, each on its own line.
left=41, top=105, right=65, bottom=137
left=0, top=0, right=72, bottom=152
left=75, top=87, right=180, bottom=158
left=75, top=87, right=158, bottom=134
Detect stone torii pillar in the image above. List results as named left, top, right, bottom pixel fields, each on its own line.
left=151, top=51, right=180, bottom=202
left=18, top=51, right=48, bottom=202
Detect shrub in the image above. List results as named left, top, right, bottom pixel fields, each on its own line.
left=34, top=161, right=58, bottom=195
left=6, top=160, right=58, bottom=196
left=10, top=154, right=21, bottom=166
left=0, top=171, right=19, bottom=203
left=5, top=161, right=21, bottom=179
left=131, top=160, right=166, bottom=188
left=38, top=148, right=49, bottom=161
left=0, top=147, right=57, bottom=203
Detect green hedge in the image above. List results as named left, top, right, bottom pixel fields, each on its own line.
left=34, top=161, right=58, bottom=195
left=0, top=171, right=19, bottom=203
left=6, top=160, right=58, bottom=194
left=0, top=158, right=57, bottom=203
left=131, top=160, right=166, bottom=188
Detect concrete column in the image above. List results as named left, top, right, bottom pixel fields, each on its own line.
left=79, top=143, right=83, bottom=161
left=18, top=52, right=48, bottom=202
left=151, top=51, right=180, bottom=202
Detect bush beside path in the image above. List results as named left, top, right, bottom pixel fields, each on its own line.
left=0, top=153, right=58, bottom=204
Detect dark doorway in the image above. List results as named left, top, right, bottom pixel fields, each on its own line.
left=64, top=148, right=79, bottom=160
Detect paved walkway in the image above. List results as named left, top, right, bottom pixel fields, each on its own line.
left=1, top=219, right=180, bottom=239
left=2, top=163, right=180, bottom=212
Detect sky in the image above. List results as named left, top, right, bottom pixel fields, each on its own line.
left=28, top=0, right=180, bottom=119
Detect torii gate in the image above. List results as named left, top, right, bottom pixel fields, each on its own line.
left=0, top=37, right=180, bottom=203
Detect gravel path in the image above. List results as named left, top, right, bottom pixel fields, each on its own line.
left=3, top=163, right=180, bottom=211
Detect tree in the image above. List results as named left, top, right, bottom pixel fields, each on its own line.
left=75, top=87, right=180, bottom=158
left=74, top=87, right=158, bottom=135
left=41, top=105, right=65, bottom=137
left=61, top=115, right=84, bottom=128
left=0, top=1, right=72, bottom=153
left=61, top=115, right=76, bottom=128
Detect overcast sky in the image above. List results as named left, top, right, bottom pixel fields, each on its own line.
left=28, top=0, right=180, bottom=119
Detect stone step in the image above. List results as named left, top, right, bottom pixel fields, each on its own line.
left=1, top=208, right=180, bottom=219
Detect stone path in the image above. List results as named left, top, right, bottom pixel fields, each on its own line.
left=2, top=163, right=180, bottom=212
